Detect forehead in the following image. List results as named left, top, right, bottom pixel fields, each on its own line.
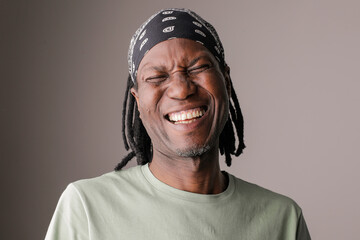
left=138, top=38, right=215, bottom=72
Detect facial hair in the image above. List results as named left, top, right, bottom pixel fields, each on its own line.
left=175, top=144, right=211, bottom=157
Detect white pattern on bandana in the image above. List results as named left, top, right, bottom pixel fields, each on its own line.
left=139, top=29, right=146, bottom=40
left=193, top=21, right=202, bottom=27
left=163, top=26, right=175, bottom=33
left=195, top=29, right=206, bottom=38
left=162, top=16, right=176, bottom=22
left=139, top=38, right=148, bottom=51
left=162, top=11, right=173, bottom=15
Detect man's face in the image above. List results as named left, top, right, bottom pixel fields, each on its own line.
left=131, top=38, right=230, bottom=159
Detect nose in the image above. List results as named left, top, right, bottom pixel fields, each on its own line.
left=166, top=72, right=197, bottom=100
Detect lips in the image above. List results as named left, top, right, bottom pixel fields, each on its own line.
left=166, top=107, right=207, bottom=124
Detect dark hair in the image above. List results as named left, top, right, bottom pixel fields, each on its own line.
left=115, top=74, right=245, bottom=170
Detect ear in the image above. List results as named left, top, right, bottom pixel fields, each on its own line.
left=223, top=65, right=231, bottom=98
left=130, top=87, right=140, bottom=109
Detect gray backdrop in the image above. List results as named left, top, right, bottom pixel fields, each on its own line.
left=2, top=0, right=359, bottom=239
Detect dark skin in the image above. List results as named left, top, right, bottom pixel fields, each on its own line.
left=131, top=38, right=231, bottom=194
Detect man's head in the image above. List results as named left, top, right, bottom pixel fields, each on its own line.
left=131, top=37, right=230, bottom=159
left=116, top=8, right=245, bottom=170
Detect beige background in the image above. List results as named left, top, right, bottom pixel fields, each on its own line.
left=2, top=0, right=359, bottom=239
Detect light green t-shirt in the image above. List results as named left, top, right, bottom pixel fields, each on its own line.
left=45, top=164, right=311, bottom=240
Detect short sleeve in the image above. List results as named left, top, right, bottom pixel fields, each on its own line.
left=296, top=212, right=311, bottom=240
left=45, top=184, right=89, bottom=240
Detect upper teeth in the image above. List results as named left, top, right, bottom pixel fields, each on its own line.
left=168, top=108, right=205, bottom=122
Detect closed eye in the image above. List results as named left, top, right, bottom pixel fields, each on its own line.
left=145, top=75, right=168, bottom=83
left=188, top=64, right=211, bottom=74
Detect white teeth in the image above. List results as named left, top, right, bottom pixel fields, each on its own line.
left=181, top=113, right=186, bottom=120
left=168, top=107, right=206, bottom=123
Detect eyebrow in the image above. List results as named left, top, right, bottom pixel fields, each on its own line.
left=141, top=55, right=212, bottom=73
left=140, top=63, right=164, bottom=73
left=188, top=56, right=202, bottom=68
left=187, top=55, right=214, bottom=68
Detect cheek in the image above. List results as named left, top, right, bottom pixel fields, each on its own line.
left=137, top=87, right=160, bottom=111
left=205, top=74, right=230, bottom=124
left=135, top=87, right=165, bottom=128
left=204, top=73, right=229, bottom=101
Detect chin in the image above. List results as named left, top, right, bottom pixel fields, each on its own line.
left=175, top=144, right=211, bottom=158
left=173, top=130, right=220, bottom=158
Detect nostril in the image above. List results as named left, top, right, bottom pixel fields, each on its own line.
left=166, top=77, right=197, bottom=100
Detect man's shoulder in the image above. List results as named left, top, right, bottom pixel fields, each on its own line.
left=70, top=165, right=144, bottom=194
left=230, top=174, right=302, bottom=214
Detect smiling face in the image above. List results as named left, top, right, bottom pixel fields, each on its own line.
left=131, top=38, right=230, bottom=160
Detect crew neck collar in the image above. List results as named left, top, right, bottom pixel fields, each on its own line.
left=141, top=163, right=235, bottom=203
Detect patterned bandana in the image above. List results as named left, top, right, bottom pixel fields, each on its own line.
left=128, top=8, right=226, bottom=83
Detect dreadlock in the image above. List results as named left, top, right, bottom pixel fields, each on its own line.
left=115, top=74, right=245, bottom=171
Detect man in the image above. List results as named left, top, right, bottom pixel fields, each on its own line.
left=45, top=8, right=311, bottom=240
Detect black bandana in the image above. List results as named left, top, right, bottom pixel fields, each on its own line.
left=128, top=8, right=226, bottom=83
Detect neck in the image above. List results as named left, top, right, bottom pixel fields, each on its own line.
left=149, top=146, right=227, bottom=194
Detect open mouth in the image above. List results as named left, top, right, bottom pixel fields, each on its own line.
left=166, top=106, right=207, bottom=125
